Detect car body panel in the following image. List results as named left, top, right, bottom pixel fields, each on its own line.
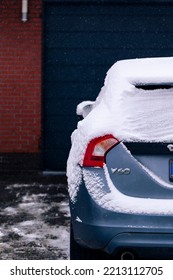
left=106, top=143, right=173, bottom=199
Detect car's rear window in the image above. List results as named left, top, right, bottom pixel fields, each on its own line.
left=135, top=84, right=173, bottom=90
left=120, top=84, right=173, bottom=143
left=124, top=142, right=173, bottom=154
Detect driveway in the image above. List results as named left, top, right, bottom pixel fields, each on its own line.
left=0, top=180, right=70, bottom=260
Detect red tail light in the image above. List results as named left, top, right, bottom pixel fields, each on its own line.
left=83, top=135, right=119, bottom=167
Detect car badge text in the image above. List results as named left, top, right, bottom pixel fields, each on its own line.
left=111, top=168, right=131, bottom=175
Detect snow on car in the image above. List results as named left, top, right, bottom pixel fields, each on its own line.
left=67, top=57, right=173, bottom=259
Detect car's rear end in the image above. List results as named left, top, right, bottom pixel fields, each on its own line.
left=68, top=58, right=173, bottom=259
left=70, top=136, right=173, bottom=259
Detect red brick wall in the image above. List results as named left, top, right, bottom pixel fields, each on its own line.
left=0, top=0, right=42, bottom=153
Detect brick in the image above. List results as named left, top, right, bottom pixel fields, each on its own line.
left=0, top=0, right=42, bottom=153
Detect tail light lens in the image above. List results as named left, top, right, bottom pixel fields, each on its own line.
left=83, top=134, right=119, bottom=167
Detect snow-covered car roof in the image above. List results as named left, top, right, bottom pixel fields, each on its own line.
left=107, top=57, right=173, bottom=87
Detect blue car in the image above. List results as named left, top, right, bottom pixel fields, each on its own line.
left=67, top=57, right=173, bottom=259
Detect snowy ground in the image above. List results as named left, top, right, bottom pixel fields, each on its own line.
left=0, top=182, right=70, bottom=260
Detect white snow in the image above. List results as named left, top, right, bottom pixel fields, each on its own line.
left=76, top=216, right=82, bottom=223
left=83, top=166, right=173, bottom=215
left=76, top=100, right=95, bottom=118
left=0, top=185, right=70, bottom=260
left=67, top=57, right=173, bottom=203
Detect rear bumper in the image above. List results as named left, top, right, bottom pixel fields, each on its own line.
left=72, top=220, right=173, bottom=254
left=106, top=233, right=173, bottom=255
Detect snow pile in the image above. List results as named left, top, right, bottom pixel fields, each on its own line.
left=67, top=57, right=173, bottom=201
left=83, top=166, right=173, bottom=215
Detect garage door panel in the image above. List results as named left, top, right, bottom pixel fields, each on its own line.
left=44, top=82, right=102, bottom=99
left=44, top=129, right=74, bottom=142
left=44, top=99, right=80, bottom=115
left=46, top=49, right=122, bottom=65
left=44, top=133, right=72, bottom=150
left=44, top=115, right=78, bottom=131
left=46, top=4, right=173, bottom=17
left=43, top=149, right=71, bottom=171
left=46, top=31, right=173, bottom=49
left=45, top=65, right=107, bottom=82
left=46, top=48, right=173, bottom=66
left=46, top=15, right=173, bottom=33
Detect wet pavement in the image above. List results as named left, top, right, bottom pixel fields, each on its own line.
left=0, top=180, right=70, bottom=260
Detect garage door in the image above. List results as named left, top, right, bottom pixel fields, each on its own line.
left=43, top=0, right=173, bottom=171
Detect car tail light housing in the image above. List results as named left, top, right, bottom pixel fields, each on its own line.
left=83, top=134, right=119, bottom=167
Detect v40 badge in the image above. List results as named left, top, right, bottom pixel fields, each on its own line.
left=111, top=168, right=131, bottom=175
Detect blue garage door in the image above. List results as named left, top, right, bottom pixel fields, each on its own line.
left=43, top=0, right=173, bottom=171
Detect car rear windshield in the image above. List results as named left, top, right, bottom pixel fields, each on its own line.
left=135, top=84, right=173, bottom=90
left=124, top=141, right=173, bottom=154
left=121, top=84, right=173, bottom=143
